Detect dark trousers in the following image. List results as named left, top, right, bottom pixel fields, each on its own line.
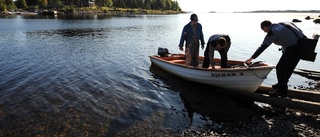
left=202, top=45, right=229, bottom=68
left=188, top=43, right=199, bottom=67
left=276, top=44, right=300, bottom=93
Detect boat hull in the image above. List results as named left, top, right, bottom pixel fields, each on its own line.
left=149, top=55, right=275, bottom=92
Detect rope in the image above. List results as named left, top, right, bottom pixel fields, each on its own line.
left=249, top=61, right=268, bottom=79
left=231, top=61, right=269, bottom=79
left=250, top=69, right=268, bottom=79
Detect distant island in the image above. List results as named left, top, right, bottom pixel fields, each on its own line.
left=231, top=10, right=320, bottom=24
left=234, top=10, right=320, bottom=13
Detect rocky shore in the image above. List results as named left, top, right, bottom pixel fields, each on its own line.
left=1, top=8, right=184, bottom=17
left=181, top=82, right=320, bottom=137
left=181, top=108, right=319, bottom=137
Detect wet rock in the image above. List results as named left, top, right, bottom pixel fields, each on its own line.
left=292, top=19, right=302, bottom=22
left=306, top=16, right=311, bottom=20
left=314, top=18, right=320, bottom=23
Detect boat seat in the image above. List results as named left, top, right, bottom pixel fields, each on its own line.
left=169, top=60, right=185, bottom=64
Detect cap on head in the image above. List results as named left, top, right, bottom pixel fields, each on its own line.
left=190, top=14, right=198, bottom=21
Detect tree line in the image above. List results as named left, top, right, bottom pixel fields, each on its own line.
left=0, top=0, right=181, bottom=12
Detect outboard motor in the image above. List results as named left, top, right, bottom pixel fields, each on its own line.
left=158, top=47, right=169, bottom=57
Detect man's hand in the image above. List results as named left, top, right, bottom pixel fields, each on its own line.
left=201, top=44, right=204, bottom=50
left=245, top=58, right=253, bottom=65
left=179, top=47, right=183, bottom=51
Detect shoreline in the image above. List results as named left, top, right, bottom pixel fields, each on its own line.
left=1, top=9, right=186, bottom=17
left=3, top=9, right=320, bottom=16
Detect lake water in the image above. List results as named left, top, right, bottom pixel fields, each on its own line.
left=0, top=13, right=319, bottom=136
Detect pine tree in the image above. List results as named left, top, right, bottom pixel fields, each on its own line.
left=16, top=0, right=28, bottom=9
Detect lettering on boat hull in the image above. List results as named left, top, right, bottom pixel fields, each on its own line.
left=211, top=72, right=244, bottom=77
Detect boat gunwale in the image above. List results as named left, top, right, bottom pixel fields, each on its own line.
left=149, top=55, right=275, bottom=71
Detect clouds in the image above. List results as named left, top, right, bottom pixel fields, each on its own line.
left=177, top=0, right=319, bottom=12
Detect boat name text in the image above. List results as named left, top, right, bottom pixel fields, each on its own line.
left=211, top=72, right=244, bottom=77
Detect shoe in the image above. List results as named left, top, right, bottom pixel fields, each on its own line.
left=269, top=91, right=287, bottom=97
left=272, top=83, right=279, bottom=89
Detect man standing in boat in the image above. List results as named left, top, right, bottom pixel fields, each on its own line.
left=178, top=13, right=205, bottom=67
left=245, top=20, right=305, bottom=97
left=202, top=34, right=231, bottom=69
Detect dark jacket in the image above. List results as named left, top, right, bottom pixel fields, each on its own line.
left=251, top=22, right=305, bottom=59
left=207, top=34, right=231, bottom=66
left=179, top=22, right=205, bottom=48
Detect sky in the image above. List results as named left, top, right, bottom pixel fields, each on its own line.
left=177, top=0, right=319, bottom=12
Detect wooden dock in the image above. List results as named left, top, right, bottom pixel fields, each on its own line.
left=222, top=86, right=320, bottom=114
left=293, top=68, right=320, bottom=80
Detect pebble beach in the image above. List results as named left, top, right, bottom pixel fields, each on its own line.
left=181, top=83, right=320, bottom=137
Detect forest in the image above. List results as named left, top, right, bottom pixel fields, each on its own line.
left=0, top=0, right=181, bottom=12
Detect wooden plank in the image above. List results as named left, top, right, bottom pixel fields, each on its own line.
left=293, top=70, right=320, bottom=80
left=222, top=88, right=320, bottom=114
left=256, top=86, right=320, bottom=103
left=294, top=70, right=320, bottom=76
left=298, top=68, right=320, bottom=74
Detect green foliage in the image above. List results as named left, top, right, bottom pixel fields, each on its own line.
left=26, top=0, right=37, bottom=6
left=111, top=0, right=180, bottom=11
left=38, top=0, right=48, bottom=9
left=157, top=0, right=166, bottom=10
left=0, top=0, right=181, bottom=12
left=95, top=0, right=113, bottom=7
left=5, top=0, right=14, bottom=6
left=0, top=0, right=16, bottom=11
left=16, top=0, right=28, bottom=9
left=48, top=0, right=62, bottom=8
left=0, top=2, right=7, bottom=11
left=27, top=5, right=39, bottom=10
left=166, top=0, right=172, bottom=10
left=7, top=4, right=16, bottom=10
left=113, top=0, right=126, bottom=8
left=63, top=5, right=75, bottom=14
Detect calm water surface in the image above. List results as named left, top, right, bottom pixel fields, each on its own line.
left=0, top=13, right=319, bottom=136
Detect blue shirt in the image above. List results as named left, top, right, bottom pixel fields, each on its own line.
left=179, top=22, right=205, bottom=48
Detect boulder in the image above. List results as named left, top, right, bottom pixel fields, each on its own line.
left=314, top=18, right=320, bottom=24
left=305, top=16, right=311, bottom=20
left=292, top=19, right=302, bottom=22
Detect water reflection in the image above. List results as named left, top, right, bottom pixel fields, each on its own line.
left=14, top=14, right=58, bottom=19
left=1, top=14, right=143, bottom=20
left=149, top=64, right=259, bottom=124
left=25, top=28, right=107, bottom=37
left=0, top=15, right=16, bottom=19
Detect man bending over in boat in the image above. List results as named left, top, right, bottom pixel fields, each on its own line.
left=202, top=34, right=231, bottom=69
